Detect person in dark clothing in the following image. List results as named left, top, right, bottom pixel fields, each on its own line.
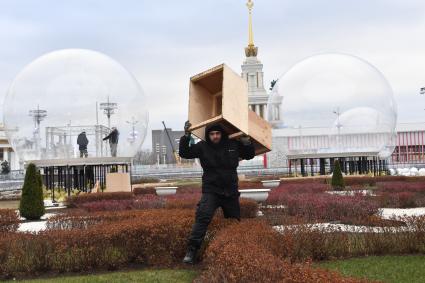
left=77, top=131, right=89, bottom=158
left=103, top=127, right=119, bottom=157
left=179, top=121, right=255, bottom=264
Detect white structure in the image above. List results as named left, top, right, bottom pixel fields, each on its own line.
left=0, top=124, right=19, bottom=170
left=241, top=0, right=275, bottom=119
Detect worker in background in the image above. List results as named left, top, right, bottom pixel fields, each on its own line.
left=179, top=121, right=255, bottom=264
left=77, top=131, right=89, bottom=158
left=103, top=127, right=119, bottom=157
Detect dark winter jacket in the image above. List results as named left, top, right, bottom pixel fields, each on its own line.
left=77, top=132, right=89, bottom=150
left=103, top=129, right=119, bottom=144
left=179, top=124, right=255, bottom=196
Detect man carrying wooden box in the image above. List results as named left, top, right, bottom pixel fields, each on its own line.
left=180, top=63, right=272, bottom=264
left=179, top=121, right=255, bottom=264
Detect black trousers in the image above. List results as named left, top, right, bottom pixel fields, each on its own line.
left=188, top=193, right=240, bottom=249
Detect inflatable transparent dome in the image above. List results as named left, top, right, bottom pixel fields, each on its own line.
left=267, top=53, right=397, bottom=159
left=3, top=49, right=149, bottom=161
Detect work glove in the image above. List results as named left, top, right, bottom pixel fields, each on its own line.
left=240, top=135, right=251, bottom=146
left=184, top=120, right=192, bottom=137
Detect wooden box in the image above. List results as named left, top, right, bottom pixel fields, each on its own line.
left=247, top=110, right=272, bottom=155
left=188, top=63, right=271, bottom=156
left=189, top=63, right=249, bottom=140
left=106, top=172, right=131, bottom=192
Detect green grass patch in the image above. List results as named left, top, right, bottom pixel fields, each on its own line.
left=8, top=269, right=197, bottom=283
left=318, top=255, right=425, bottom=283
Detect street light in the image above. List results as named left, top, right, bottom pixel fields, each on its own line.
left=333, top=107, right=342, bottom=147
left=126, top=117, right=139, bottom=143
left=99, top=96, right=118, bottom=128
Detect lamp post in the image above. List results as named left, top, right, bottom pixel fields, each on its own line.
left=126, top=117, right=139, bottom=143
left=29, top=105, right=47, bottom=151
left=333, top=107, right=342, bottom=148
left=99, top=96, right=117, bottom=129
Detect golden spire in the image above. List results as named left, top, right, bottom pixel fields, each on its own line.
left=245, top=0, right=258, bottom=57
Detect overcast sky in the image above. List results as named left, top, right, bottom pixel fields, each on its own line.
left=1, top=0, right=425, bottom=149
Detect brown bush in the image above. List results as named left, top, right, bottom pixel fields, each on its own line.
left=198, top=219, right=365, bottom=283
left=164, top=195, right=258, bottom=219
left=46, top=210, right=147, bottom=230
left=0, top=208, right=233, bottom=278
left=132, top=176, right=160, bottom=184
left=0, top=209, right=194, bottom=277
left=133, top=187, right=156, bottom=195
left=66, top=192, right=134, bottom=207
left=278, top=216, right=425, bottom=262
left=239, top=198, right=259, bottom=218
left=0, top=209, right=19, bottom=233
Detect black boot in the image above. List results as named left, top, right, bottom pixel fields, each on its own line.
left=182, top=246, right=198, bottom=264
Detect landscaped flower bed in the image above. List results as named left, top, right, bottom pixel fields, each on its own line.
left=4, top=175, right=425, bottom=282
left=0, top=209, right=19, bottom=233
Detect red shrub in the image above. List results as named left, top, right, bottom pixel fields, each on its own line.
left=133, top=187, right=156, bottom=195
left=198, top=219, right=365, bottom=283
left=285, top=194, right=379, bottom=222
left=267, top=183, right=329, bottom=205
left=0, top=209, right=19, bottom=233
left=376, top=181, right=425, bottom=208
left=280, top=177, right=327, bottom=185
left=79, top=199, right=134, bottom=212
left=66, top=192, right=134, bottom=207
left=239, top=198, right=259, bottom=218
left=134, top=194, right=166, bottom=209
left=0, top=209, right=227, bottom=278
left=376, top=181, right=425, bottom=193
left=278, top=216, right=425, bottom=262
left=176, top=186, right=201, bottom=194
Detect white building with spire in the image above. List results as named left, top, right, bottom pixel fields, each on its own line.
left=241, top=0, right=270, bottom=119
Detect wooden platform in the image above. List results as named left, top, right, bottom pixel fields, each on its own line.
left=28, top=157, right=133, bottom=198
left=27, top=157, right=132, bottom=167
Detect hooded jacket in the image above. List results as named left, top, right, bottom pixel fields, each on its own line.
left=179, top=124, right=255, bottom=196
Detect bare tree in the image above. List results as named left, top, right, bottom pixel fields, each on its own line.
left=133, top=150, right=156, bottom=165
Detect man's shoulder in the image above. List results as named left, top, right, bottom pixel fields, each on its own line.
left=196, top=140, right=207, bottom=146
left=226, top=139, right=240, bottom=147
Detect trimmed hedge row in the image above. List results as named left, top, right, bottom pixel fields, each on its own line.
left=66, top=192, right=134, bottom=207
left=0, top=209, right=229, bottom=278
left=0, top=209, right=19, bottom=233
left=65, top=192, right=259, bottom=218
left=278, top=216, right=425, bottom=262
left=281, top=175, right=425, bottom=187
left=197, top=220, right=366, bottom=283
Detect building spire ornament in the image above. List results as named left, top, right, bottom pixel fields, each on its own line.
left=245, top=0, right=258, bottom=57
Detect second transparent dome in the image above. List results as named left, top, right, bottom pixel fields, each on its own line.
left=267, top=53, right=397, bottom=159
left=3, top=49, right=149, bottom=161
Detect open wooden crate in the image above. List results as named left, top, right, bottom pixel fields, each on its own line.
left=189, top=63, right=249, bottom=139
left=188, top=63, right=271, bottom=155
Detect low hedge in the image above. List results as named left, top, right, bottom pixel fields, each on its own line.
left=0, top=209, right=19, bottom=233
left=66, top=192, right=134, bottom=207
left=278, top=216, right=425, bottom=262
left=66, top=191, right=259, bottom=219
left=133, top=187, right=156, bottom=195
left=132, top=176, right=161, bottom=184
left=198, top=220, right=365, bottom=283
left=0, top=209, right=229, bottom=278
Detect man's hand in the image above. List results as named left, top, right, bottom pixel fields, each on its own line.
left=184, top=121, right=192, bottom=137
left=240, top=135, right=251, bottom=146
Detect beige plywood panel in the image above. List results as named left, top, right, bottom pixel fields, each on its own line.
left=106, top=173, right=131, bottom=192
left=222, top=64, right=249, bottom=134
left=247, top=110, right=272, bottom=155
